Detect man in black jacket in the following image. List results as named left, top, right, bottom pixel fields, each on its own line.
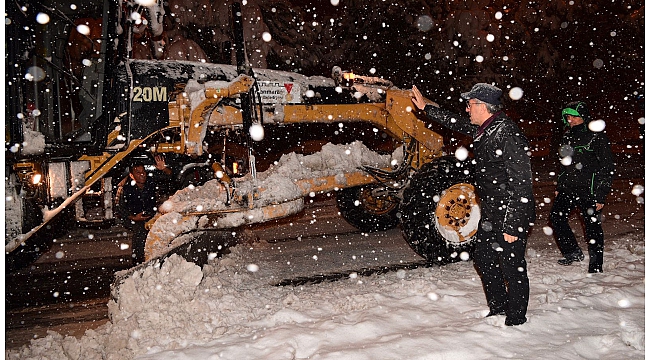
left=551, top=101, right=614, bottom=273
left=412, top=83, right=535, bottom=326
left=116, top=155, right=172, bottom=264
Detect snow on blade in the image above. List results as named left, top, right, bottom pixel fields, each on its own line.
left=147, top=141, right=403, bottom=258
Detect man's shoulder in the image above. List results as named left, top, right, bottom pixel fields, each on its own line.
left=496, top=112, right=517, bottom=125
left=120, top=182, right=141, bottom=197
left=593, top=129, right=611, bottom=142
left=491, top=115, right=524, bottom=134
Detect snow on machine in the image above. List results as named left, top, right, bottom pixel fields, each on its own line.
left=6, top=0, right=478, bottom=270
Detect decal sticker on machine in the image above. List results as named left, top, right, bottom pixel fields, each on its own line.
left=132, top=86, right=168, bottom=102
left=258, top=81, right=301, bottom=104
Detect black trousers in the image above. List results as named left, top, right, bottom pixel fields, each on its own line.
left=550, top=190, right=604, bottom=267
left=131, top=221, right=148, bottom=264
left=473, top=218, right=529, bottom=321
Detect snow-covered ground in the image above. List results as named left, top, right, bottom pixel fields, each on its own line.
left=6, top=220, right=644, bottom=359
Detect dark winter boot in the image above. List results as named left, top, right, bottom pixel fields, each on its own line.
left=505, top=316, right=527, bottom=326
left=588, top=263, right=603, bottom=273
left=557, top=251, right=585, bottom=266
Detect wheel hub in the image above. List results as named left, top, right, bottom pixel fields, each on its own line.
left=359, top=187, right=397, bottom=215
left=447, top=200, right=469, bottom=221
left=434, top=183, right=479, bottom=243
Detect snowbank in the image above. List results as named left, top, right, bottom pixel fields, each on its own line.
left=6, top=230, right=644, bottom=359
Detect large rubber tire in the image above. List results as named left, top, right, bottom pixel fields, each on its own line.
left=336, top=184, right=400, bottom=232
left=400, top=156, right=478, bottom=265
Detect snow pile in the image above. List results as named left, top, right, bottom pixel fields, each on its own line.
left=159, top=180, right=228, bottom=215
left=147, top=141, right=401, bottom=258
left=6, top=231, right=644, bottom=359
left=160, top=141, right=400, bottom=215
left=108, top=255, right=203, bottom=317
left=237, top=140, right=402, bottom=200
left=20, top=128, right=45, bottom=155
left=261, top=140, right=399, bottom=180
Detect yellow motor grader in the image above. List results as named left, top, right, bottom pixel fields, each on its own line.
left=5, top=0, right=478, bottom=269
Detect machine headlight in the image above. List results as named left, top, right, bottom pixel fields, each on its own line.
left=31, top=173, right=42, bottom=185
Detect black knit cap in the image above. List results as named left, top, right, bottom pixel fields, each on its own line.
left=461, top=83, right=502, bottom=106
left=561, top=101, right=590, bottom=125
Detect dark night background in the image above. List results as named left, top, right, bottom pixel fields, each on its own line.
left=169, top=0, right=644, bottom=156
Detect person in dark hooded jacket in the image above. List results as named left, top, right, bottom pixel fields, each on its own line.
left=550, top=101, right=614, bottom=273
left=411, top=83, right=535, bottom=326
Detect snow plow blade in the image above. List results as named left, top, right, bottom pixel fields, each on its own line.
left=144, top=166, right=386, bottom=261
